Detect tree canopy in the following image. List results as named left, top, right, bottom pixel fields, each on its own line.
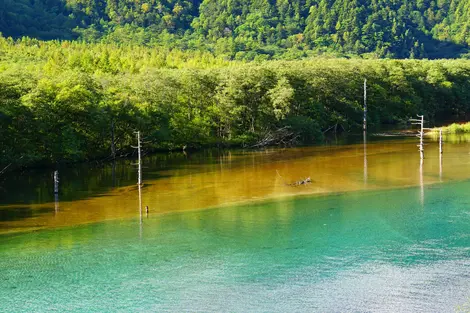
left=1, top=0, right=470, bottom=59
left=1, top=36, right=470, bottom=168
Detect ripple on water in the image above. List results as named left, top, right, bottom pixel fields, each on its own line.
left=1, top=178, right=470, bottom=312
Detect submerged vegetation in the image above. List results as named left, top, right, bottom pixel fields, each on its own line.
left=1, top=36, right=470, bottom=169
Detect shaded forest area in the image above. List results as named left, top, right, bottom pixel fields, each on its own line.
left=1, top=38, right=470, bottom=168
left=1, top=0, right=470, bottom=59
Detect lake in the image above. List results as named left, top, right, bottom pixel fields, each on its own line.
left=1, top=134, right=470, bottom=312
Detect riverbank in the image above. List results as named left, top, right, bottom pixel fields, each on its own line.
left=429, top=122, right=470, bottom=134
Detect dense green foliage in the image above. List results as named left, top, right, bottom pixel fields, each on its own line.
left=2, top=0, right=470, bottom=58
left=430, top=122, right=470, bottom=133
left=1, top=37, right=470, bottom=168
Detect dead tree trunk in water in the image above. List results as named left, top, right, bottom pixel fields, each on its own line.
left=132, top=131, right=143, bottom=186
left=136, top=131, right=142, bottom=186
left=439, top=128, right=443, bottom=154
left=410, top=115, right=428, bottom=160
left=363, top=78, right=367, bottom=131
left=54, top=170, right=59, bottom=194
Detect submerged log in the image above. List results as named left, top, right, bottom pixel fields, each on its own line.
left=290, top=177, right=312, bottom=186
left=276, top=170, right=312, bottom=187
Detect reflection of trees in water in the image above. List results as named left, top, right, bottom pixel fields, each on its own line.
left=429, top=133, right=470, bottom=144
left=138, top=183, right=143, bottom=239
left=0, top=206, right=55, bottom=222
left=363, top=131, right=367, bottom=186
left=420, top=159, right=424, bottom=206
left=0, top=150, right=225, bottom=205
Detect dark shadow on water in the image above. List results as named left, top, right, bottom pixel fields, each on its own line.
left=0, top=206, right=55, bottom=222
left=0, top=131, right=432, bottom=210
left=0, top=150, right=235, bottom=206
left=0, top=132, right=416, bottom=208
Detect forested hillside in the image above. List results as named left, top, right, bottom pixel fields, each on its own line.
left=1, top=37, right=470, bottom=168
left=1, top=0, right=470, bottom=59
left=2, top=1, right=470, bottom=169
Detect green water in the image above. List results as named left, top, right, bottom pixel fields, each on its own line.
left=1, top=180, right=470, bottom=312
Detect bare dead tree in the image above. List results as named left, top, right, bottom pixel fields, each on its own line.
left=131, top=131, right=142, bottom=186
left=251, top=126, right=299, bottom=148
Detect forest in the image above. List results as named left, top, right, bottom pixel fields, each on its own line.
left=1, top=36, right=470, bottom=168
left=1, top=0, right=470, bottom=59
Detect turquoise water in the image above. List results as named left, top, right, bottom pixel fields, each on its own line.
left=1, top=180, right=470, bottom=312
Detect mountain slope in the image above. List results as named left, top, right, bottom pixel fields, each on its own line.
left=0, top=0, right=469, bottom=58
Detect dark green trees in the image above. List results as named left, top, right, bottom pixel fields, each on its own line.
left=1, top=35, right=470, bottom=168
left=1, top=0, right=470, bottom=58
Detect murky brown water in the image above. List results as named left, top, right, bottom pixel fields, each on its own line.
left=1, top=134, right=470, bottom=234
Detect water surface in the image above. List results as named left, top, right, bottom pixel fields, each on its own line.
left=1, top=180, right=469, bottom=312
left=1, top=135, right=470, bottom=312
left=1, top=135, right=470, bottom=234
